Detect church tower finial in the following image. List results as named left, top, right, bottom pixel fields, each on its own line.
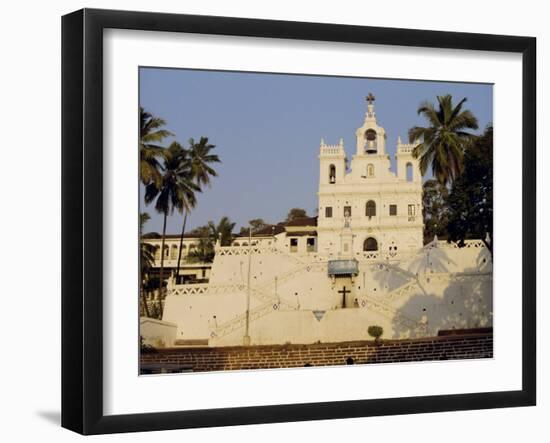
left=365, top=93, right=376, bottom=120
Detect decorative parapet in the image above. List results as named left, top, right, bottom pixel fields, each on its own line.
left=397, top=136, right=418, bottom=154
left=168, top=283, right=245, bottom=296
left=320, top=138, right=345, bottom=156
left=425, top=238, right=487, bottom=250
left=215, top=245, right=283, bottom=256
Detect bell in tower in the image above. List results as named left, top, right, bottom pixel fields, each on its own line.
left=365, top=93, right=377, bottom=153
left=365, top=128, right=377, bottom=153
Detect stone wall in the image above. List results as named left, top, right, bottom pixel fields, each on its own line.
left=140, top=332, right=492, bottom=373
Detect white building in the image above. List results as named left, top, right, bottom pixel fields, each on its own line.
left=142, top=234, right=212, bottom=284
left=141, top=97, right=493, bottom=348
left=317, top=95, right=423, bottom=259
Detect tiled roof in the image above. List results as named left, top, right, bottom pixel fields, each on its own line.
left=286, top=231, right=317, bottom=237
left=142, top=232, right=203, bottom=239
left=284, top=216, right=318, bottom=227
left=252, top=224, right=286, bottom=237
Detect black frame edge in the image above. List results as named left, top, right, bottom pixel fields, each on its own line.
left=61, top=9, right=85, bottom=435
left=521, top=37, right=537, bottom=406
left=61, top=8, right=537, bottom=435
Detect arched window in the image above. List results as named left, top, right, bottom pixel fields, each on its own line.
left=164, top=245, right=169, bottom=257
left=171, top=245, right=178, bottom=259
left=365, top=129, right=377, bottom=153
left=329, top=164, right=336, bottom=184
left=364, top=237, right=378, bottom=251
left=366, top=200, right=376, bottom=217
left=406, top=162, right=413, bottom=182
left=367, top=164, right=375, bottom=177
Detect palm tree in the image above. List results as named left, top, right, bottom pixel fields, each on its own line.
left=140, top=107, right=173, bottom=186
left=144, top=142, right=200, bottom=315
left=408, top=95, right=479, bottom=186
left=187, top=226, right=215, bottom=264
left=209, top=216, right=235, bottom=247
left=139, top=212, right=155, bottom=317
left=175, top=137, right=220, bottom=279
left=188, top=217, right=236, bottom=263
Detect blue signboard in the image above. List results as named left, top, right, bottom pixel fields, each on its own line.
left=327, top=259, right=359, bottom=276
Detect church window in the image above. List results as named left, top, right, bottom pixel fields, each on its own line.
left=164, top=245, right=169, bottom=257
left=344, top=206, right=352, bottom=217
left=389, top=204, right=397, bottom=216
left=171, top=245, right=178, bottom=259
left=406, top=162, right=413, bottom=182
left=367, top=164, right=375, bottom=177
left=363, top=237, right=378, bottom=251
left=325, top=206, right=333, bottom=218
left=290, top=238, right=298, bottom=253
left=366, top=200, right=376, bottom=217
left=329, top=164, right=336, bottom=184
left=408, top=204, right=416, bottom=216
left=306, top=238, right=316, bottom=252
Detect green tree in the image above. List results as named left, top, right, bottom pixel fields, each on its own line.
left=249, top=218, right=268, bottom=233
left=175, top=137, right=220, bottom=279
left=408, top=95, right=479, bottom=186
left=139, top=107, right=173, bottom=186
left=186, top=226, right=215, bottom=263
left=139, top=212, right=155, bottom=317
left=144, top=142, right=200, bottom=314
left=188, top=217, right=236, bottom=263
left=446, top=126, right=493, bottom=253
left=210, top=216, right=236, bottom=247
left=285, top=208, right=308, bottom=222
left=422, top=179, right=450, bottom=243
left=367, top=325, right=384, bottom=344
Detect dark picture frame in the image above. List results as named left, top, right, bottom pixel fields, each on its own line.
left=62, top=8, right=536, bottom=435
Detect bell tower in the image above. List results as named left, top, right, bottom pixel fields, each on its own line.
left=355, top=93, right=386, bottom=156
left=319, top=137, right=346, bottom=186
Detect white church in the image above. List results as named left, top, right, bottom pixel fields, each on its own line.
left=141, top=96, right=493, bottom=348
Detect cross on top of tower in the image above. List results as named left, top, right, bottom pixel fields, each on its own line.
left=366, top=93, right=375, bottom=105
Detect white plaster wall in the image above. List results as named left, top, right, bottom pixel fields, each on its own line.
left=139, top=317, right=177, bottom=347
left=163, top=240, right=492, bottom=346
left=213, top=309, right=392, bottom=346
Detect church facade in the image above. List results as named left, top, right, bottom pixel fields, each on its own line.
left=141, top=97, right=493, bottom=348
left=317, top=96, right=423, bottom=259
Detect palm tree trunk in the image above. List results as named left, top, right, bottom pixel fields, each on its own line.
left=141, top=288, right=151, bottom=317
left=158, top=211, right=168, bottom=319
left=175, top=210, right=188, bottom=283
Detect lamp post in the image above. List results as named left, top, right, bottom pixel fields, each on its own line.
left=243, top=226, right=252, bottom=346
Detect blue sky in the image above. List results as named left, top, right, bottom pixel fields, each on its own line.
left=139, top=68, right=492, bottom=235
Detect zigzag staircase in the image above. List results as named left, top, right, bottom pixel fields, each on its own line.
left=211, top=257, right=431, bottom=341
left=212, top=260, right=325, bottom=339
